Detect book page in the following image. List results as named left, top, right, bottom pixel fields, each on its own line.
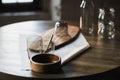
left=54, top=33, right=90, bottom=64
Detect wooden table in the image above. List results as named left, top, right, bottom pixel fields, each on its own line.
left=0, top=20, right=120, bottom=80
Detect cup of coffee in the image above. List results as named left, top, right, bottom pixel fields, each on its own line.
left=30, top=53, right=61, bottom=73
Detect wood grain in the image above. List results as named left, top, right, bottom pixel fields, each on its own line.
left=29, top=25, right=80, bottom=52
left=0, top=20, right=120, bottom=80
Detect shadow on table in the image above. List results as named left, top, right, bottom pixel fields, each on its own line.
left=73, top=66, right=120, bottom=80
left=26, top=67, right=120, bottom=80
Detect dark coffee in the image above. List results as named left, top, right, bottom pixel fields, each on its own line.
left=31, top=54, right=60, bottom=64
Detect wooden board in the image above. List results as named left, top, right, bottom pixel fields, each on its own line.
left=30, top=25, right=80, bottom=51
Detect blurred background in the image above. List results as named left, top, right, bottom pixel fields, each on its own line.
left=0, top=0, right=119, bottom=34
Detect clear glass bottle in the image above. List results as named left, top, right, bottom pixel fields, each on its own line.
left=98, top=7, right=115, bottom=39
left=80, top=0, right=95, bottom=35
left=108, top=8, right=115, bottom=39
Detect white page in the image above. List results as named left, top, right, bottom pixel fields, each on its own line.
left=54, top=33, right=90, bottom=64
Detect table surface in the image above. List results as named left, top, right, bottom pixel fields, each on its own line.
left=0, top=20, right=120, bottom=80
